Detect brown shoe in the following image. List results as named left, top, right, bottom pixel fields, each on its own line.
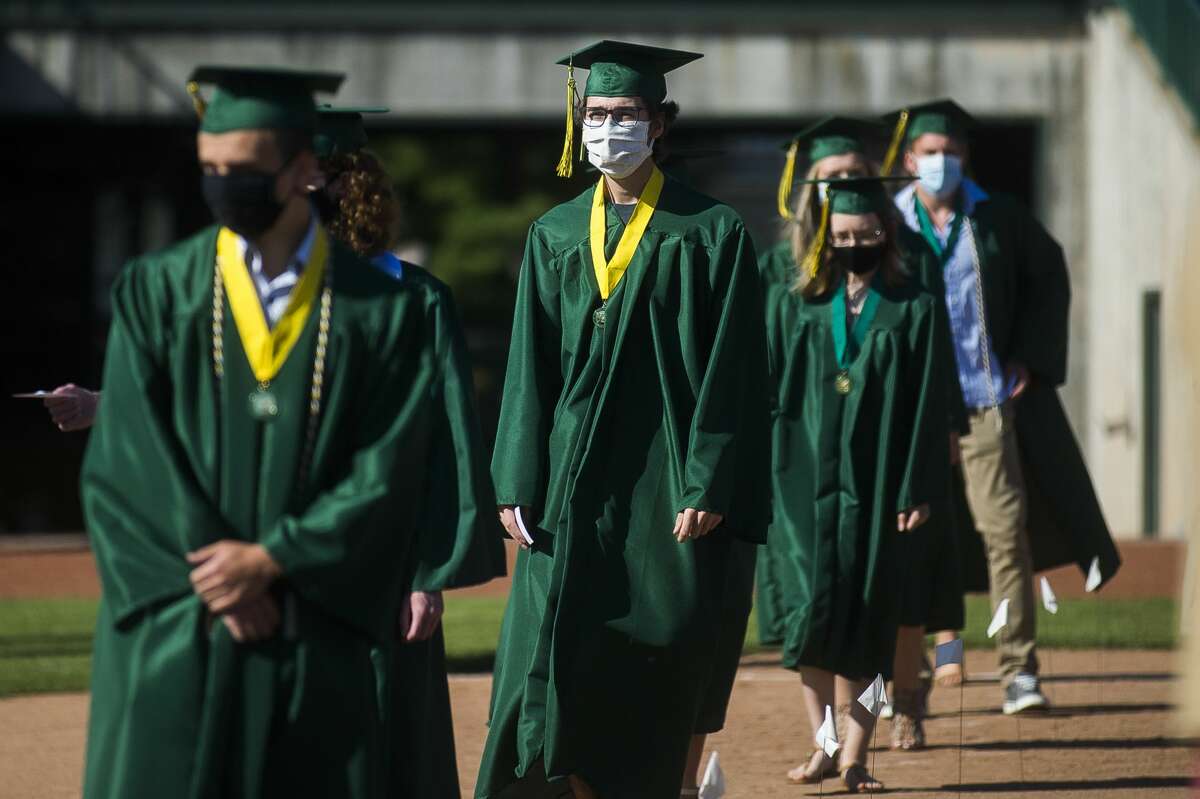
left=889, top=689, right=927, bottom=751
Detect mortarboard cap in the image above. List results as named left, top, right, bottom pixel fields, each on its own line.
left=314, top=105, right=388, bottom=158
left=552, top=40, right=702, bottom=178
left=187, top=66, right=345, bottom=135
left=880, top=98, right=975, bottom=175
left=776, top=116, right=884, bottom=220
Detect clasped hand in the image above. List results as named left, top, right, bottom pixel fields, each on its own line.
left=188, top=541, right=283, bottom=642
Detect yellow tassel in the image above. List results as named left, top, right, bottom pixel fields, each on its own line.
left=801, top=197, right=831, bottom=278
left=186, top=81, right=207, bottom=120
left=555, top=63, right=578, bottom=179
left=881, top=109, right=909, bottom=176
left=776, top=139, right=799, bottom=219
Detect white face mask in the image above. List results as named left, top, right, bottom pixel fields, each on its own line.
left=915, top=153, right=964, bottom=197
left=582, top=119, right=653, bottom=179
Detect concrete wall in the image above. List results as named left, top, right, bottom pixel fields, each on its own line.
left=1084, top=9, right=1200, bottom=539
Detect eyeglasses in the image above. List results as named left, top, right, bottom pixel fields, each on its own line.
left=829, top=230, right=885, bottom=247
left=581, top=106, right=649, bottom=128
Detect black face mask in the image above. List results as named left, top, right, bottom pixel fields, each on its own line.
left=201, top=169, right=287, bottom=239
left=310, top=186, right=338, bottom=225
left=832, top=244, right=886, bottom=275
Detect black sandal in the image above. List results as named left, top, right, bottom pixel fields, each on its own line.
left=843, top=763, right=885, bottom=793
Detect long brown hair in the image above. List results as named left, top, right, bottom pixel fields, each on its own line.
left=318, top=149, right=398, bottom=257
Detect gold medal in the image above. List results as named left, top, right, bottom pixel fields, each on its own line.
left=834, top=370, right=852, bottom=395
left=249, top=382, right=279, bottom=420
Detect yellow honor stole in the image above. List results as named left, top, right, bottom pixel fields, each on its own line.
left=216, top=225, right=329, bottom=384
left=588, top=165, right=664, bottom=327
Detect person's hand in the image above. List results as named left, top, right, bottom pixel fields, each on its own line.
left=897, top=504, right=931, bottom=532
left=43, top=384, right=100, bottom=431
left=950, top=432, right=961, bottom=465
left=187, top=541, right=282, bottom=613
left=1007, top=362, right=1031, bottom=400
left=673, top=509, right=724, bottom=543
left=221, top=594, right=280, bottom=643
left=397, top=590, right=444, bottom=643
left=498, top=506, right=531, bottom=550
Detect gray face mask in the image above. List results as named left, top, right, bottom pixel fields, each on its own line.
left=582, top=119, right=653, bottom=179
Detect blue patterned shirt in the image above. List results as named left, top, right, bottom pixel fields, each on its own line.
left=896, top=179, right=1014, bottom=409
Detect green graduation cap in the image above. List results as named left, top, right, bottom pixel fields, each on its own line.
left=795, top=176, right=909, bottom=276
left=187, top=65, right=345, bottom=135
left=880, top=98, right=975, bottom=174
left=552, top=40, right=703, bottom=178
left=314, top=105, right=389, bottom=158
left=776, top=116, right=884, bottom=219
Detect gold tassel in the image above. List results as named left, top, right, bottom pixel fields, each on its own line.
left=881, top=109, right=909, bottom=176
left=555, top=63, right=578, bottom=179
left=776, top=139, right=799, bottom=219
left=801, top=197, right=831, bottom=278
left=186, top=81, right=207, bottom=120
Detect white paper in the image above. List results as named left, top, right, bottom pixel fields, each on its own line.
left=1040, top=576, right=1059, bottom=614
left=513, top=507, right=534, bottom=545
left=12, top=391, right=50, bottom=399
left=698, top=751, right=726, bottom=799
left=1085, top=556, right=1102, bottom=592
left=858, top=673, right=888, bottom=717
left=987, top=598, right=1010, bottom=639
left=815, top=704, right=841, bottom=758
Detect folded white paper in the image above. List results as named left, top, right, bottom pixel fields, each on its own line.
left=816, top=704, right=841, bottom=758
left=1085, top=556, right=1102, bottom=593
left=698, top=751, right=725, bottom=799
left=1040, top=576, right=1059, bottom=614
left=987, top=598, right=1010, bottom=639
left=514, top=507, right=534, bottom=545
left=858, top=673, right=888, bottom=717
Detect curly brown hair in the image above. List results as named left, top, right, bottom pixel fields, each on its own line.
left=318, top=150, right=398, bottom=257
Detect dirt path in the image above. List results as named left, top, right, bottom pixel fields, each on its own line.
left=1, top=650, right=1190, bottom=798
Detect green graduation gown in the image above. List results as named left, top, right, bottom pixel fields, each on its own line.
left=907, top=192, right=1122, bottom=591
left=476, top=174, right=770, bottom=798
left=383, top=262, right=507, bottom=799
left=80, top=226, right=504, bottom=799
left=753, top=235, right=966, bottom=644
left=758, top=245, right=950, bottom=680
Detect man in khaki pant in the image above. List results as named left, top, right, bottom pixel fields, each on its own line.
left=889, top=99, right=1084, bottom=714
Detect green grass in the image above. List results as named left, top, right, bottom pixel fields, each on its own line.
left=0, top=594, right=1178, bottom=698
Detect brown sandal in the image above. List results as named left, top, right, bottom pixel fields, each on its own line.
left=889, top=688, right=927, bottom=750
left=785, top=749, right=837, bottom=784
left=842, top=763, right=885, bottom=793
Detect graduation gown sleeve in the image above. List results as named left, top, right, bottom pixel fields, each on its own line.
left=258, top=295, right=442, bottom=643
left=406, top=279, right=506, bottom=591
left=895, top=291, right=951, bottom=513
left=1006, top=209, right=1070, bottom=386
left=679, top=223, right=770, bottom=535
left=490, top=226, right=564, bottom=512
left=82, top=261, right=229, bottom=625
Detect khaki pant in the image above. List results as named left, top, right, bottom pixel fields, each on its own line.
left=960, top=402, right=1038, bottom=686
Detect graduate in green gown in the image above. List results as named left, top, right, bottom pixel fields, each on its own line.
left=756, top=117, right=881, bottom=647
left=476, top=41, right=771, bottom=799
left=763, top=120, right=963, bottom=752
left=80, top=67, right=503, bottom=799
left=313, top=105, right=506, bottom=799
left=761, top=177, right=950, bottom=794
left=882, top=99, right=1121, bottom=715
